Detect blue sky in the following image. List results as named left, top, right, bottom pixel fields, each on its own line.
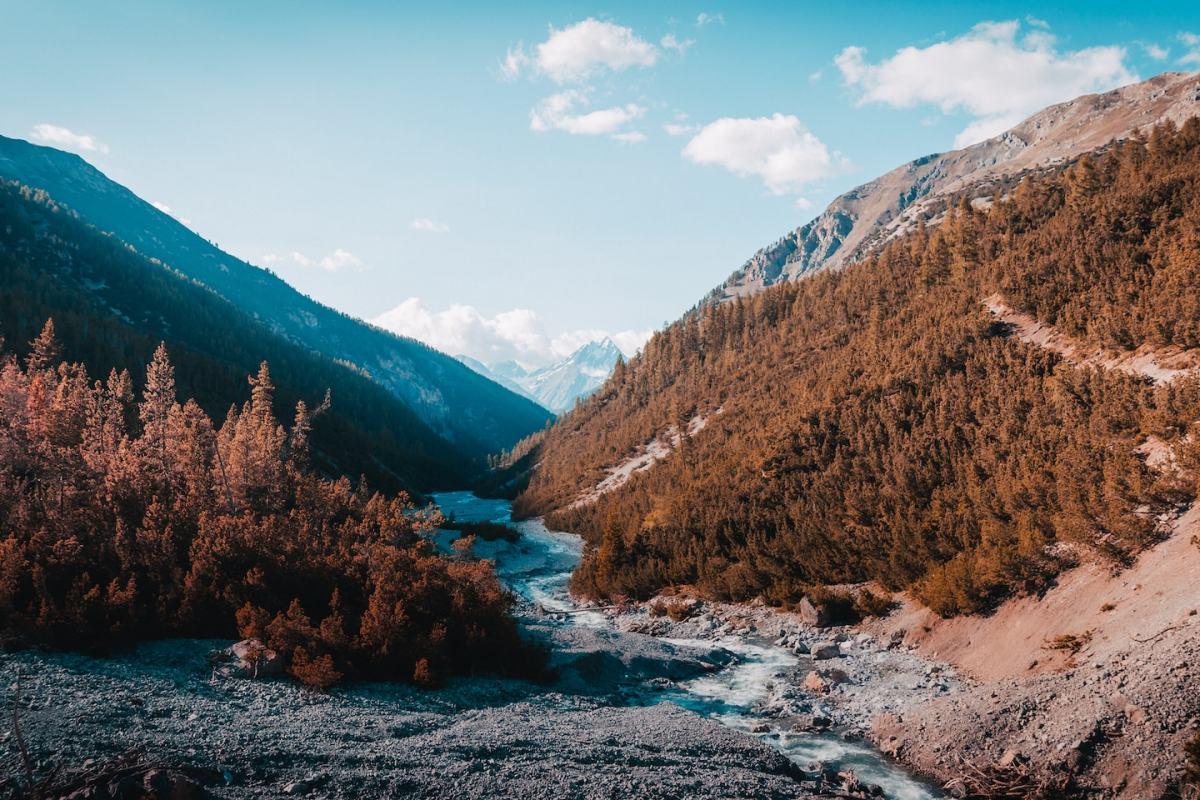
left=3, top=1, right=1197, bottom=366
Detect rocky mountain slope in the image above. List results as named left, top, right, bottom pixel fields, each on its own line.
left=713, top=71, right=1200, bottom=301
left=0, top=135, right=552, bottom=457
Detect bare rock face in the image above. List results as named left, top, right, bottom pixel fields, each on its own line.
left=713, top=72, right=1200, bottom=301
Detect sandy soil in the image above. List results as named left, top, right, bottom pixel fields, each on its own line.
left=863, top=504, right=1200, bottom=797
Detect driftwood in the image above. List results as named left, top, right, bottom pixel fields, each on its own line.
left=1132, top=623, right=1186, bottom=644
left=941, top=754, right=1045, bottom=800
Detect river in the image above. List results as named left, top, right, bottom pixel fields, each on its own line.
left=433, top=491, right=942, bottom=800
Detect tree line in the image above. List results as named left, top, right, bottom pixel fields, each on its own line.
left=0, top=326, right=542, bottom=687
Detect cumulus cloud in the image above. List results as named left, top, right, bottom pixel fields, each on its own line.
left=530, top=90, right=645, bottom=138
left=1181, top=32, right=1200, bottom=65
left=682, top=113, right=847, bottom=195
left=411, top=217, right=450, bottom=233
left=696, top=12, right=724, bottom=27
left=505, top=18, right=659, bottom=83
left=835, top=20, right=1138, bottom=148
left=371, top=298, right=651, bottom=367
left=263, top=249, right=364, bottom=272
left=29, top=123, right=109, bottom=155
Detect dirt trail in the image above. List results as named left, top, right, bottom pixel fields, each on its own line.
left=983, top=294, right=1200, bottom=384
left=568, top=408, right=721, bottom=509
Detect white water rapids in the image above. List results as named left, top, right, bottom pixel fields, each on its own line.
left=433, top=492, right=941, bottom=800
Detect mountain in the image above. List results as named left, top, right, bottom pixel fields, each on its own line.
left=513, top=112, right=1200, bottom=615
left=522, top=339, right=624, bottom=412
left=713, top=72, right=1200, bottom=300
left=0, top=135, right=553, bottom=458
left=459, top=339, right=624, bottom=413
left=456, top=354, right=538, bottom=403
left=0, top=178, right=464, bottom=492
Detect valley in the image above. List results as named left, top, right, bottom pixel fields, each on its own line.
left=1, top=18, right=1199, bottom=796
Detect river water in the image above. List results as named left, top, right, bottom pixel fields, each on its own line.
left=433, top=491, right=940, bottom=800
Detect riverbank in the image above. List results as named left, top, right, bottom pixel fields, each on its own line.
left=1, top=493, right=935, bottom=800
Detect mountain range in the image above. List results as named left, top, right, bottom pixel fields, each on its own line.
left=458, top=338, right=624, bottom=413
left=0, top=134, right=553, bottom=463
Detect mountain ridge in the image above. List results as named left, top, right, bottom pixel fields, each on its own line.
left=0, top=135, right=553, bottom=458
left=713, top=71, right=1200, bottom=301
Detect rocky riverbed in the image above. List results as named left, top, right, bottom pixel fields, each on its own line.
left=0, top=493, right=944, bottom=799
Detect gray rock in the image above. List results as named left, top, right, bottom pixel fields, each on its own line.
left=812, top=642, right=842, bottom=660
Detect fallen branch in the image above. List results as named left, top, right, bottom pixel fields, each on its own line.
left=1133, top=623, right=1186, bottom=644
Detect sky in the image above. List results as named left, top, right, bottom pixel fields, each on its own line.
left=3, top=1, right=1198, bottom=368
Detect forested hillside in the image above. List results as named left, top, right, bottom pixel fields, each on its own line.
left=0, top=332, right=540, bottom=687
left=0, top=179, right=469, bottom=492
left=514, top=120, right=1200, bottom=615
left=0, top=135, right=553, bottom=458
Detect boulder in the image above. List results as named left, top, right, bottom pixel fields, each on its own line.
left=811, top=642, right=841, bottom=660
left=143, top=769, right=211, bottom=799
left=798, top=597, right=833, bottom=628
left=804, top=671, right=829, bottom=693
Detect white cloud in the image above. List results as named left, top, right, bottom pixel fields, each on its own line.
left=696, top=12, right=724, bottom=27
left=612, top=131, right=647, bottom=144
left=266, top=249, right=365, bottom=272
left=371, top=298, right=651, bottom=367
left=150, top=200, right=192, bottom=226
left=682, top=113, right=847, bottom=195
left=530, top=90, right=645, bottom=138
left=1143, top=43, right=1169, bottom=61
left=29, top=123, right=109, bottom=155
left=1181, top=32, right=1200, bottom=65
left=661, top=33, right=693, bottom=54
left=499, top=45, right=530, bottom=80
left=506, top=18, right=659, bottom=83
left=835, top=20, right=1138, bottom=148
left=411, top=217, right=450, bottom=233
left=662, top=122, right=697, bottom=136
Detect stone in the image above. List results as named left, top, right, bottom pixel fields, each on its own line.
left=804, top=671, right=829, bottom=693
left=143, top=769, right=210, bottom=799
left=811, top=642, right=841, bottom=660
left=798, top=597, right=832, bottom=628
